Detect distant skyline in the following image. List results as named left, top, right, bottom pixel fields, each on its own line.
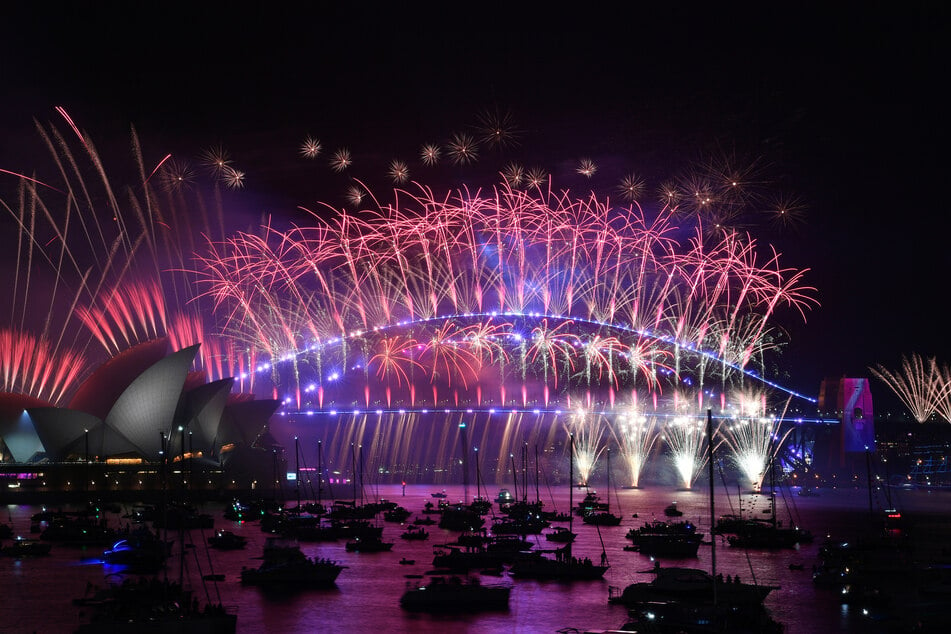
left=2, top=3, right=948, bottom=415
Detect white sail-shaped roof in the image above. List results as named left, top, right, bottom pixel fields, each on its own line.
left=104, top=344, right=199, bottom=459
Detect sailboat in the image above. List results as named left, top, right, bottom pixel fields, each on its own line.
left=725, top=453, right=813, bottom=549
left=581, top=448, right=622, bottom=526
left=510, top=433, right=608, bottom=581
left=609, top=410, right=782, bottom=633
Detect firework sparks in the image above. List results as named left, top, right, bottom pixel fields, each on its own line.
left=475, top=107, right=522, bottom=150
left=576, top=158, right=597, bottom=178
left=419, top=143, right=441, bottom=166
left=717, top=413, right=789, bottom=490
left=446, top=132, right=478, bottom=165
left=663, top=416, right=708, bottom=489
left=300, top=136, right=322, bottom=159
left=387, top=159, right=410, bottom=184
left=566, top=408, right=607, bottom=486
left=525, top=167, right=547, bottom=188
left=330, top=148, right=353, bottom=172
left=158, top=159, right=195, bottom=192
left=502, top=162, right=525, bottom=187
left=220, top=166, right=245, bottom=189
left=199, top=145, right=232, bottom=176
left=618, top=172, right=646, bottom=202
left=870, top=353, right=947, bottom=423
left=613, top=408, right=661, bottom=488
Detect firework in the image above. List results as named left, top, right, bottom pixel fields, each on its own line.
left=387, top=159, right=410, bottom=185
left=870, top=353, right=947, bottom=423
left=612, top=407, right=661, bottom=488
left=565, top=408, right=607, bottom=486
left=330, top=148, right=352, bottom=172
left=618, top=172, right=646, bottom=203
left=662, top=415, right=708, bottom=489
left=474, top=107, right=522, bottom=150
left=300, top=136, right=322, bottom=159
left=192, top=180, right=817, bottom=414
left=446, top=133, right=478, bottom=165
left=220, top=167, right=245, bottom=189
left=576, top=159, right=597, bottom=178
left=419, top=144, right=441, bottom=166
left=0, top=108, right=823, bottom=487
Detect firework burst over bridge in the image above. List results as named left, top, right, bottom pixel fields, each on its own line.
left=2, top=111, right=820, bottom=489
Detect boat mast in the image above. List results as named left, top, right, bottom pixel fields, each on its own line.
left=522, top=443, right=529, bottom=502
left=707, top=408, right=717, bottom=606
left=351, top=443, right=357, bottom=503
left=460, top=422, right=469, bottom=505
left=535, top=444, right=540, bottom=505
left=510, top=453, right=519, bottom=502
left=295, top=436, right=301, bottom=510
left=569, top=433, right=574, bottom=551
left=474, top=446, right=482, bottom=502
left=317, top=440, right=323, bottom=508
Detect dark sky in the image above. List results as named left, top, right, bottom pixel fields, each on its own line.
left=2, top=3, right=948, bottom=410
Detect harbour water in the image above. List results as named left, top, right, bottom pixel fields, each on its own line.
left=1, top=484, right=948, bottom=633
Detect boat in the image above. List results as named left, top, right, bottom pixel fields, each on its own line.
left=723, top=456, right=813, bottom=549
left=241, top=537, right=346, bottom=586
left=633, top=533, right=704, bottom=558
left=626, top=520, right=704, bottom=558
left=383, top=506, right=412, bottom=522
left=75, top=577, right=236, bottom=633
left=399, top=575, right=511, bottom=611
left=399, top=557, right=415, bottom=565
left=573, top=490, right=608, bottom=516
left=430, top=490, right=448, bottom=499
left=490, top=515, right=549, bottom=534
left=494, top=488, right=514, bottom=506
left=510, top=545, right=609, bottom=580
left=102, top=533, right=171, bottom=572
left=400, top=525, right=429, bottom=541
left=580, top=448, right=622, bottom=526
left=207, top=529, right=248, bottom=550
left=40, top=515, right=117, bottom=545
left=1, top=536, right=52, bottom=557
left=345, top=534, right=394, bottom=552
left=432, top=543, right=517, bottom=571
left=508, top=434, right=609, bottom=581
left=726, top=519, right=813, bottom=549
left=544, top=526, right=576, bottom=543
left=609, top=564, right=777, bottom=607
left=412, top=516, right=437, bottom=526
left=664, top=502, right=684, bottom=517
left=624, top=599, right=784, bottom=633
left=437, top=506, right=485, bottom=531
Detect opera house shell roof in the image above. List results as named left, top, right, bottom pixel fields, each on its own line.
left=0, top=338, right=279, bottom=464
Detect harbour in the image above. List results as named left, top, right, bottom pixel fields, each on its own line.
left=2, top=483, right=948, bottom=633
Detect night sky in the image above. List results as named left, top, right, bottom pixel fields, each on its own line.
left=2, top=3, right=948, bottom=412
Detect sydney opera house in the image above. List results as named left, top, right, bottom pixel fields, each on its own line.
left=0, top=338, right=284, bottom=502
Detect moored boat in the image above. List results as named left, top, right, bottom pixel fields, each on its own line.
left=207, top=529, right=248, bottom=550
left=1, top=536, right=52, bottom=557
left=75, top=577, right=236, bottom=633
left=241, top=537, right=346, bottom=587
left=399, top=575, right=511, bottom=611
left=608, top=564, right=778, bottom=607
